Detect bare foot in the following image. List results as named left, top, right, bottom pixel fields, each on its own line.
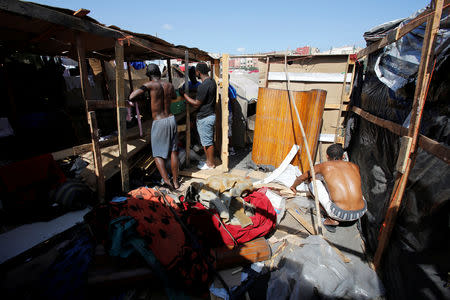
left=162, top=180, right=175, bottom=190
left=323, top=218, right=339, bottom=226
left=172, top=179, right=180, bottom=190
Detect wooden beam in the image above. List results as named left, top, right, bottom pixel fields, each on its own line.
left=128, top=36, right=210, bottom=62
left=356, top=0, right=450, bottom=59
left=100, top=60, right=111, bottom=100
left=166, top=59, right=172, bottom=83
left=87, top=100, right=115, bottom=110
left=126, top=62, right=134, bottom=91
left=184, top=50, right=191, bottom=167
left=221, top=54, right=230, bottom=172
left=0, top=0, right=119, bottom=38
left=115, top=40, right=129, bottom=192
left=287, top=208, right=351, bottom=263
left=373, top=0, right=445, bottom=270
left=75, top=32, right=91, bottom=103
left=52, top=132, right=147, bottom=161
left=264, top=57, right=270, bottom=88
left=351, top=106, right=450, bottom=164
left=73, top=8, right=90, bottom=17
left=335, top=55, right=351, bottom=143
left=88, top=111, right=105, bottom=202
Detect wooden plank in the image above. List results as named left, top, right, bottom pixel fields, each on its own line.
left=351, top=106, right=450, bottom=164
left=287, top=208, right=350, bottom=263
left=100, top=60, right=111, bottom=100
left=185, top=50, right=190, bottom=167
left=395, top=136, right=413, bottom=173
left=87, top=100, right=115, bottom=110
left=73, top=8, right=90, bottom=17
left=52, top=132, right=147, bottom=161
left=0, top=0, right=120, bottom=38
left=373, top=0, right=445, bottom=270
left=356, top=0, right=450, bottom=59
left=88, top=111, right=105, bottom=202
left=221, top=54, right=230, bottom=172
left=264, top=56, right=270, bottom=88
left=213, top=60, right=222, bottom=157
left=128, top=36, right=210, bottom=62
left=75, top=32, right=91, bottom=103
left=252, top=88, right=327, bottom=171
left=115, top=40, right=129, bottom=192
left=335, top=55, right=350, bottom=143
left=166, top=59, right=172, bottom=83
left=126, top=61, right=134, bottom=91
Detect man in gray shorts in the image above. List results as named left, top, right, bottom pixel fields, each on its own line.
left=182, top=62, right=217, bottom=170
left=290, top=144, right=367, bottom=232
left=129, top=64, right=180, bottom=189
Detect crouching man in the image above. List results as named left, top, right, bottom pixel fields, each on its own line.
left=290, top=144, right=367, bottom=232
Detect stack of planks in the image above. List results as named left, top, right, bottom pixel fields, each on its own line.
left=252, top=87, right=327, bottom=173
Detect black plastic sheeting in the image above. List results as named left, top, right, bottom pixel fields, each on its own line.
left=345, top=29, right=450, bottom=300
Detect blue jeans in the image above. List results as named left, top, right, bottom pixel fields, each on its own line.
left=196, top=114, right=216, bottom=147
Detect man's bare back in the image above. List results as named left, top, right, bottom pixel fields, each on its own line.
left=290, top=161, right=364, bottom=211
left=313, top=161, right=364, bottom=211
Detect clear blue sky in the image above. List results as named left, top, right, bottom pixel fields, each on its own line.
left=33, top=0, right=428, bottom=54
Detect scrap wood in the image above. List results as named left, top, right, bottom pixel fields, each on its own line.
left=287, top=208, right=350, bottom=263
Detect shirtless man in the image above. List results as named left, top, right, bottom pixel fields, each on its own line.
left=290, top=144, right=367, bottom=232
left=129, top=64, right=180, bottom=189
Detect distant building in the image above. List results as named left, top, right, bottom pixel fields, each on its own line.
left=320, top=46, right=361, bottom=55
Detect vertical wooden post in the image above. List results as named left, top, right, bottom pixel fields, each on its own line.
left=166, top=59, right=172, bottom=83
left=115, top=40, right=129, bottom=193
left=373, top=0, right=444, bottom=269
left=212, top=59, right=222, bottom=155
left=335, top=55, right=351, bottom=144
left=76, top=32, right=105, bottom=201
left=88, top=111, right=105, bottom=202
left=221, top=54, right=230, bottom=171
left=126, top=62, right=134, bottom=91
left=100, top=60, right=111, bottom=101
left=76, top=33, right=91, bottom=102
left=184, top=51, right=190, bottom=167
left=284, top=53, right=323, bottom=235
left=264, top=56, right=270, bottom=88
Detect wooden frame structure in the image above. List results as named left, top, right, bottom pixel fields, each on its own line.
left=0, top=0, right=215, bottom=200
left=353, top=0, right=449, bottom=269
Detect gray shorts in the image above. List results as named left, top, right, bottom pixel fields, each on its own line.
left=151, top=115, right=178, bottom=159
left=196, top=114, right=215, bottom=147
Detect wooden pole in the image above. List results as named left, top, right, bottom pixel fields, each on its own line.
left=185, top=50, right=191, bottom=167
left=264, top=56, right=270, bottom=88
left=166, top=59, right=172, bottom=83
left=373, top=0, right=444, bottom=269
left=284, top=53, right=323, bottom=235
left=221, top=54, right=230, bottom=171
left=126, top=61, right=134, bottom=91
left=75, top=33, right=91, bottom=102
left=335, top=55, right=350, bottom=144
left=115, top=40, right=129, bottom=193
left=76, top=32, right=105, bottom=201
left=88, top=111, right=105, bottom=202
left=100, top=60, right=111, bottom=101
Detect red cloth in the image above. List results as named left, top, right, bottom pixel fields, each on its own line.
left=182, top=189, right=276, bottom=247
left=0, top=154, right=66, bottom=210
left=213, top=190, right=276, bottom=246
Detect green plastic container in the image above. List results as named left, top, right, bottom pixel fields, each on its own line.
left=170, top=90, right=186, bottom=115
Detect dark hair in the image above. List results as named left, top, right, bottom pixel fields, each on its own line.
left=196, top=62, right=210, bottom=75
left=188, top=66, right=197, bottom=82
left=327, top=144, right=344, bottom=160
left=146, top=63, right=161, bottom=79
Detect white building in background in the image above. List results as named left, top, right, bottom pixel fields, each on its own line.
left=320, top=46, right=362, bottom=54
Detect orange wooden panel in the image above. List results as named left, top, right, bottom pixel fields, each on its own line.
left=252, top=88, right=327, bottom=173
